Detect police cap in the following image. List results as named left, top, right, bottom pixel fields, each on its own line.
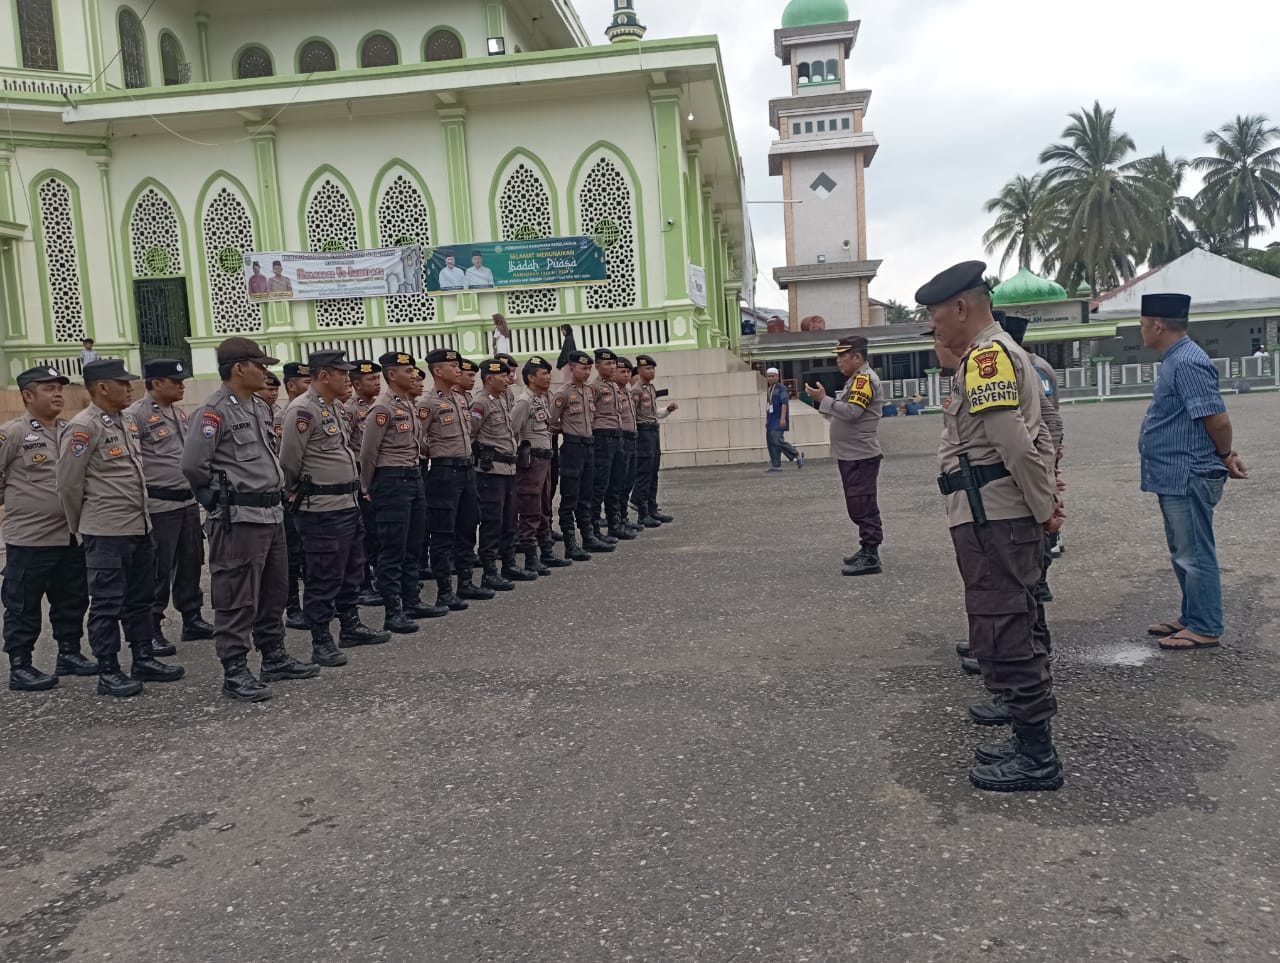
left=566, top=350, right=592, bottom=366
left=216, top=336, right=279, bottom=366
left=832, top=335, right=869, bottom=356
left=424, top=348, right=460, bottom=366
left=144, top=358, right=193, bottom=381
left=378, top=351, right=416, bottom=369
left=593, top=348, right=617, bottom=362
left=282, top=361, right=312, bottom=380
left=16, top=366, right=69, bottom=390
left=83, top=358, right=139, bottom=384
left=349, top=359, right=381, bottom=379
left=914, top=260, right=989, bottom=306
left=479, top=358, right=508, bottom=378
left=308, top=349, right=355, bottom=373
left=636, top=354, right=657, bottom=368
left=459, top=357, right=479, bottom=373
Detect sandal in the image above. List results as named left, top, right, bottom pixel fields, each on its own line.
left=1146, top=621, right=1184, bottom=637
left=1158, top=632, right=1221, bottom=651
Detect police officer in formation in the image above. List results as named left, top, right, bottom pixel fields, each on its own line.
left=511, top=356, right=568, bottom=574
left=551, top=348, right=610, bottom=559
left=472, top=358, right=534, bottom=590
left=629, top=354, right=677, bottom=526
left=346, top=359, right=384, bottom=606
left=280, top=360, right=311, bottom=629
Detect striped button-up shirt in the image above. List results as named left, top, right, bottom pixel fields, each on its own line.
left=1138, top=336, right=1226, bottom=496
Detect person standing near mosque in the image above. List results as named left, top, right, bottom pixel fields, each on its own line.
left=764, top=368, right=804, bottom=472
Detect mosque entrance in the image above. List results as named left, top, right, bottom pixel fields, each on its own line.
left=133, top=278, right=192, bottom=368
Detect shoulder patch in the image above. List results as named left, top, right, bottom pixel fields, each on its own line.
left=375, top=412, right=388, bottom=427
left=847, top=374, right=874, bottom=409
left=965, top=342, right=1020, bottom=413
left=554, top=396, right=565, bottom=408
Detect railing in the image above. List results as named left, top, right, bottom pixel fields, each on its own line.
left=31, top=356, right=84, bottom=378
left=300, top=331, right=457, bottom=362
left=2, top=77, right=84, bottom=97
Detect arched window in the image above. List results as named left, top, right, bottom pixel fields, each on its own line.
left=160, top=32, right=185, bottom=85
left=810, top=60, right=824, bottom=82
left=360, top=33, right=399, bottom=68
left=118, top=8, right=147, bottom=89
left=796, top=62, right=810, bottom=85
left=825, top=59, right=839, bottom=81
left=17, top=0, right=59, bottom=71
left=424, top=29, right=463, bottom=62
left=298, top=39, right=336, bottom=73
left=236, top=45, right=274, bottom=79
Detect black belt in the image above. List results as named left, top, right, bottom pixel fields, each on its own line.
left=226, top=491, right=284, bottom=508
left=622, top=430, right=637, bottom=439
left=431, top=456, right=473, bottom=468
left=493, top=451, right=517, bottom=465
left=530, top=448, right=553, bottom=460
left=374, top=466, right=420, bottom=478
left=637, top=422, right=660, bottom=432
left=593, top=428, right=622, bottom=438
left=562, top=434, right=595, bottom=446
left=147, top=486, right=194, bottom=502
left=937, top=462, right=1011, bottom=495
left=300, top=480, right=359, bottom=496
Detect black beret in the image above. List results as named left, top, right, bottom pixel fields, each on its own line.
left=479, top=358, right=508, bottom=377
left=593, top=348, right=617, bottom=361
left=263, top=372, right=281, bottom=387
left=635, top=354, right=657, bottom=367
left=16, top=365, right=70, bottom=389
left=349, top=359, right=381, bottom=378
left=615, top=356, right=633, bottom=371
left=144, top=358, right=193, bottom=380
left=998, top=315, right=1029, bottom=346
left=566, top=350, right=592, bottom=366
left=1140, top=293, right=1190, bottom=321
left=525, top=356, right=552, bottom=371
left=282, top=362, right=311, bottom=380
left=425, top=348, right=461, bottom=365
left=459, top=358, right=479, bottom=373
left=914, top=260, right=989, bottom=306
left=378, top=351, right=416, bottom=368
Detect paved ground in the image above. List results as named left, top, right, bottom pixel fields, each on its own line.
left=2, top=394, right=1278, bottom=962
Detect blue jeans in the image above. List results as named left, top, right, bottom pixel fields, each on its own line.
left=766, top=429, right=799, bottom=468
left=1157, top=472, right=1227, bottom=636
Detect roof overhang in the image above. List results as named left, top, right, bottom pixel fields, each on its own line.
left=770, top=88, right=872, bottom=130
left=774, top=259, right=881, bottom=289
left=0, top=219, right=27, bottom=240
left=774, top=21, right=859, bottom=64
left=768, top=133, right=878, bottom=175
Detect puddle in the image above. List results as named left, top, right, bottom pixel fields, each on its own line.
left=1065, top=641, right=1159, bottom=667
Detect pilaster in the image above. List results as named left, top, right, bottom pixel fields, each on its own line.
left=683, top=145, right=704, bottom=265
left=249, top=124, right=291, bottom=330
left=88, top=147, right=127, bottom=341
left=438, top=106, right=483, bottom=323
left=649, top=88, right=688, bottom=303
left=0, top=147, right=23, bottom=343
left=84, top=0, right=107, bottom=92
left=196, top=12, right=212, bottom=82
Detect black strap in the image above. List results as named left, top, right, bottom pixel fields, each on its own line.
left=301, top=480, right=359, bottom=496
left=637, top=422, right=660, bottom=431
left=937, top=462, right=1011, bottom=495
left=146, top=486, right=194, bottom=502
left=561, top=434, right=594, bottom=446
left=374, top=466, right=420, bottom=478
left=593, top=428, right=622, bottom=438
left=530, top=448, right=553, bottom=459
left=226, top=491, right=284, bottom=508
left=430, top=456, right=473, bottom=468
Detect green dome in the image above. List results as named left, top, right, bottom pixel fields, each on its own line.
left=991, top=267, right=1067, bottom=306
left=782, top=0, right=849, bottom=28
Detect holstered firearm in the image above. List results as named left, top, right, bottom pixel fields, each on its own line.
left=957, top=454, right=988, bottom=527
left=196, top=470, right=235, bottom=533
left=473, top=441, right=495, bottom=473
left=289, top=475, right=310, bottom=514
left=516, top=440, right=532, bottom=470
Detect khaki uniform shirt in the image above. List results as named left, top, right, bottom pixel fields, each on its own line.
left=1029, top=353, right=1064, bottom=449
left=819, top=364, right=884, bottom=462
left=938, top=322, right=1056, bottom=527
left=471, top=390, right=517, bottom=476
left=0, top=414, right=70, bottom=547
left=358, top=389, right=418, bottom=492
left=126, top=393, right=194, bottom=514
left=589, top=379, right=623, bottom=430
left=631, top=383, right=661, bottom=425
left=416, top=388, right=471, bottom=459
left=550, top=381, right=594, bottom=438
left=182, top=386, right=286, bottom=525
left=617, top=383, right=638, bottom=432
left=347, top=393, right=377, bottom=455
left=511, top=392, right=554, bottom=448
left=266, top=403, right=284, bottom=455
left=57, top=403, right=149, bottom=537
left=280, top=387, right=360, bottom=513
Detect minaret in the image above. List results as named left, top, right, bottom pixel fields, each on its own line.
left=768, top=0, right=881, bottom=329
left=606, top=0, right=646, bottom=43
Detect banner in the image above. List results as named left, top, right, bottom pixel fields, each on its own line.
left=687, top=264, right=708, bottom=308
left=425, top=236, right=608, bottom=294
left=245, top=246, right=424, bottom=303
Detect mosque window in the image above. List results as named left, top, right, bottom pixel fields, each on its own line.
left=17, top=0, right=59, bottom=70
left=305, top=176, right=366, bottom=328
left=129, top=186, right=184, bottom=278
left=842, top=117, right=850, bottom=130
left=804, top=121, right=812, bottom=133
left=817, top=119, right=825, bottom=131
left=361, top=33, right=399, bottom=68
left=796, top=62, right=809, bottom=85
left=160, top=32, right=186, bottom=85
left=792, top=123, right=800, bottom=135
left=578, top=155, right=638, bottom=310
left=826, top=59, right=839, bottom=80
left=35, top=176, right=88, bottom=343
left=376, top=171, right=436, bottom=324
left=499, top=161, right=559, bottom=316
left=118, top=8, right=147, bottom=88
left=425, top=29, right=463, bottom=62
left=203, top=183, right=263, bottom=334
left=298, top=40, right=337, bottom=72
left=236, top=45, right=274, bottom=79
left=809, top=61, right=824, bottom=82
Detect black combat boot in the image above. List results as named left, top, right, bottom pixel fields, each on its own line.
left=382, top=597, right=420, bottom=634
left=482, top=561, right=515, bottom=592
left=592, top=521, right=618, bottom=545
left=285, top=598, right=308, bottom=630
left=843, top=549, right=864, bottom=565
left=582, top=526, right=615, bottom=553
left=260, top=642, right=321, bottom=682
left=968, top=721, right=1064, bottom=792
left=457, top=571, right=496, bottom=600
left=54, top=640, right=99, bottom=677
left=130, top=640, right=186, bottom=683
left=8, top=649, right=58, bottom=692
left=541, top=541, right=572, bottom=567
left=181, top=615, right=215, bottom=641
left=842, top=547, right=882, bottom=576
left=960, top=657, right=981, bottom=675
left=607, top=510, right=637, bottom=541
left=639, top=513, right=662, bottom=528
left=97, top=654, right=144, bottom=698
left=969, top=694, right=1012, bottom=727
left=355, top=586, right=384, bottom=607
left=524, top=549, right=551, bottom=577
left=339, top=609, right=392, bottom=646
left=221, top=654, right=272, bottom=702
left=151, top=622, right=177, bottom=657
left=502, top=552, right=538, bottom=582
left=650, top=505, right=673, bottom=523
left=955, top=640, right=971, bottom=658
left=562, top=533, right=590, bottom=562
left=1035, top=578, right=1054, bottom=603
left=551, top=528, right=564, bottom=542
left=405, top=597, right=449, bottom=619
left=310, top=627, right=349, bottom=667
left=435, top=578, right=469, bottom=611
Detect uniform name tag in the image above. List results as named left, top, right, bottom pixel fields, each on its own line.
left=847, top=374, right=873, bottom=409
left=965, top=343, right=1020, bottom=413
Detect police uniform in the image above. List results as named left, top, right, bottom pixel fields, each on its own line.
left=588, top=348, right=630, bottom=542
left=126, top=359, right=214, bottom=655
left=472, top=359, right=533, bottom=589
left=918, top=261, right=1062, bottom=792
left=1, top=367, right=96, bottom=691
left=59, top=359, right=184, bottom=697
left=182, top=337, right=319, bottom=702
left=358, top=352, right=428, bottom=631
left=279, top=361, right=312, bottom=627
left=280, top=351, right=390, bottom=663
left=511, top=356, right=567, bottom=573
left=610, top=358, right=643, bottom=534
left=346, top=360, right=383, bottom=603
left=628, top=354, right=672, bottom=526
left=452, top=358, right=484, bottom=574
left=548, top=351, right=610, bottom=558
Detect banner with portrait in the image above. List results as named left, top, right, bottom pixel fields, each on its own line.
left=424, top=236, right=608, bottom=294
left=244, top=246, right=425, bottom=303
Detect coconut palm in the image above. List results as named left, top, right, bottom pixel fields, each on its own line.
left=982, top=173, right=1055, bottom=273
left=1038, top=101, right=1158, bottom=292
left=1192, top=114, right=1280, bottom=248
left=1132, top=148, right=1196, bottom=267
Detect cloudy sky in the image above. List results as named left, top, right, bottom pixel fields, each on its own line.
left=578, top=0, right=1280, bottom=311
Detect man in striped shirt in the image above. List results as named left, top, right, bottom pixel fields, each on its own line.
left=1137, top=293, right=1249, bottom=652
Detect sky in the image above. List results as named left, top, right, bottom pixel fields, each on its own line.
left=577, top=0, right=1280, bottom=311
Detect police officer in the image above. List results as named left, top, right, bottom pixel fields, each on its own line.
left=345, top=360, right=384, bottom=606
left=59, top=359, right=184, bottom=698
left=182, top=337, right=319, bottom=702
left=453, top=357, right=485, bottom=579
left=589, top=348, right=631, bottom=543
left=550, top=349, right=611, bottom=558
left=804, top=336, right=886, bottom=576
left=611, top=358, right=643, bottom=535
left=629, top=354, right=677, bottom=526
left=280, top=361, right=312, bottom=629
left=511, top=356, right=568, bottom=574
left=280, top=350, right=391, bottom=666
left=126, top=359, right=215, bottom=657
left=359, top=351, right=430, bottom=634
left=472, top=359, right=535, bottom=590
left=257, top=371, right=281, bottom=414
left=918, top=260, right=1064, bottom=792
left=1, top=367, right=96, bottom=690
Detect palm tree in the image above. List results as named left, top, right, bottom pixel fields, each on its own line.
left=1132, top=149, right=1196, bottom=267
left=1192, top=114, right=1280, bottom=249
left=982, top=173, right=1054, bottom=273
left=1038, top=101, right=1158, bottom=292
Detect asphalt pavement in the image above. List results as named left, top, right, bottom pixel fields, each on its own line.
left=2, top=393, right=1278, bottom=962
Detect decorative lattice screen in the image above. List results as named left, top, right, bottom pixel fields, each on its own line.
left=305, top=176, right=366, bottom=328
left=129, top=186, right=184, bottom=278
left=36, top=176, right=87, bottom=342
left=376, top=171, right=434, bottom=324
left=202, top=184, right=263, bottom=334
left=498, top=161, right=558, bottom=316
left=577, top=155, right=638, bottom=310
